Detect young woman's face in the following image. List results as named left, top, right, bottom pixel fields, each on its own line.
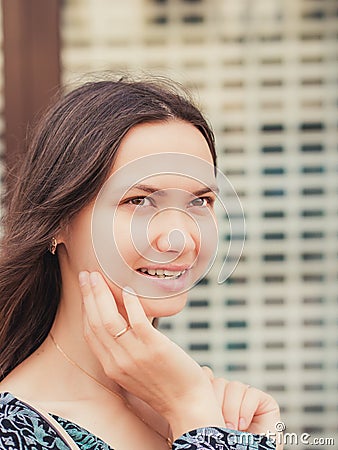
left=60, top=120, right=218, bottom=319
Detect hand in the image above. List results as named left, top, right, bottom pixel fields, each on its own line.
left=79, top=271, right=224, bottom=439
left=203, top=367, right=282, bottom=449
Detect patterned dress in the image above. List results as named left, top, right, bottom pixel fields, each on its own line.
left=0, top=392, right=275, bottom=450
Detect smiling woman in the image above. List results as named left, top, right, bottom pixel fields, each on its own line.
left=0, top=77, right=281, bottom=450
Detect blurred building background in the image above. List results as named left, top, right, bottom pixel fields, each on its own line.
left=1, top=1, right=337, bottom=449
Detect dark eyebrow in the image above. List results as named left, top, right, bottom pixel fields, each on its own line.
left=131, top=184, right=166, bottom=196
left=131, top=183, right=220, bottom=196
left=193, top=185, right=220, bottom=196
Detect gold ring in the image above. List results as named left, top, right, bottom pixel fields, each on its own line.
left=113, top=325, right=131, bottom=339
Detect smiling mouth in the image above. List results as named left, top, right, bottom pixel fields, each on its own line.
left=137, top=268, right=187, bottom=279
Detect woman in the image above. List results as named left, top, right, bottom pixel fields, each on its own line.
left=0, top=78, right=281, bottom=449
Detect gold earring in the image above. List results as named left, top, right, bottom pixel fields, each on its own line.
left=49, top=237, right=58, bottom=255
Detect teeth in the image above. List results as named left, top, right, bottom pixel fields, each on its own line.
left=164, top=270, right=176, bottom=276
left=138, top=268, right=185, bottom=278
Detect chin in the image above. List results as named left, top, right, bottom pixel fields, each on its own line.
left=140, top=292, right=188, bottom=318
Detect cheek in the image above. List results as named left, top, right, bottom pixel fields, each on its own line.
left=190, top=214, right=218, bottom=282
left=113, top=215, right=138, bottom=260
left=64, top=213, right=99, bottom=273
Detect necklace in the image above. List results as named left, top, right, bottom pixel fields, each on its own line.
left=49, top=333, right=173, bottom=448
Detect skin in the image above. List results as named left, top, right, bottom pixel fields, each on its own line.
left=0, top=120, right=282, bottom=449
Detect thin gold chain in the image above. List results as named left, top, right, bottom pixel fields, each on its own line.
left=49, top=333, right=172, bottom=448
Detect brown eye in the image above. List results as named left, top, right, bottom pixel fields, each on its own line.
left=128, top=197, right=153, bottom=207
left=189, top=197, right=210, bottom=207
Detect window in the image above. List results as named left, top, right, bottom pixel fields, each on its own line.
left=226, top=364, right=247, bottom=372
left=222, top=147, right=244, bottom=154
left=265, top=363, right=285, bottom=371
left=300, top=144, right=324, bottom=152
left=262, top=145, right=284, bottom=153
left=188, top=299, right=209, bottom=308
left=300, top=122, right=325, bottom=131
left=301, top=231, right=325, bottom=239
left=263, top=210, right=285, bottom=218
left=263, top=167, right=285, bottom=175
left=300, top=78, right=323, bottom=86
left=260, top=79, right=283, bottom=87
left=263, top=275, right=285, bottom=283
left=302, top=10, right=325, bottom=20
left=265, top=319, right=285, bottom=327
left=303, top=340, right=324, bottom=348
left=301, top=166, right=325, bottom=174
left=226, top=342, right=248, bottom=350
left=225, top=320, right=247, bottom=328
left=225, top=298, right=247, bottom=306
left=182, top=14, right=204, bottom=24
left=261, top=124, right=284, bottom=132
left=301, top=187, right=325, bottom=195
left=263, top=254, right=285, bottom=262
left=263, top=189, right=285, bottom=196
left=302, top=273, right=325, bottom=282
left=303, top=362, right=324, bottom=370
left=303, top=318, right=324, bottom=326
left=266, top=384, right=286, bottom=391
left=303, top=297, right=324, bottom=304
left=301, top=252, right=324, bottom=261
left=189, top=343, right=210, bottom=351
left=189, top=321, right=210, bottom=329
left=303, top=405, right=325, bottom=413
left=301, top=209, right=324, bottom=217
left=226, top=276, right=248, bottom=285
left=303, top=384, right=324, bottom=391
left=264, top=298, right=285, bottom=305
left=263, top=232, right=286, bottom=240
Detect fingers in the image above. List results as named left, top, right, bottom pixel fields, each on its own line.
left=201, top=366, right=214, bottom=382
left=79, top=271, right=153, bottom=348
left=122, top=287, right=153, bottom=337
left=210, top=377, right=227, bottom=410
left=79, top=271, right=140, bottom=380
left=222, top=381, right=263, bottom=431
left=82, top=310, right=119, bottom=376
left=221, top=381, right=275, bottom=433
left=238, top=387, right=261, bottom=430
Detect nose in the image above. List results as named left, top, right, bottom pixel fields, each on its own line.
left=150, top=208, right=198, bottom=254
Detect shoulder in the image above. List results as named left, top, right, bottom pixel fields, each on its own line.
left=172, top=426, right=276, bottom=450
left=0, top=392, right=69, bottom=450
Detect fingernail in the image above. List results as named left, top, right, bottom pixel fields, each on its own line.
left=79, top=271, right=88, bottom=287
left=89, top=272, right=98, bottom=287
left=225, top=422, right=236, bottom=430
left=123, top=286, right=136, bottom=295
left=239, top=417, right=246, bottom=430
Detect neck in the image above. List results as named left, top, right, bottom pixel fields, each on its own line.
left=50, top=301, right=120, bottom=398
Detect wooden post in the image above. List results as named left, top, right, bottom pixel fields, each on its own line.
left=2, top=0, right=60, bottom=187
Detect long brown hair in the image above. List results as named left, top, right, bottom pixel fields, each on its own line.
left=0, top=76, right=217, bottom=380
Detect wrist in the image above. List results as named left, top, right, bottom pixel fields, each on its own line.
left=165, top=401, right=225, bottom=441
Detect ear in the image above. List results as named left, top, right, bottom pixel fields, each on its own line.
left=54, top=219, right=70, bottom=246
